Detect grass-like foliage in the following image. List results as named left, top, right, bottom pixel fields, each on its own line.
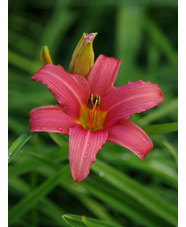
left=8, top=0, right=177, bottom=226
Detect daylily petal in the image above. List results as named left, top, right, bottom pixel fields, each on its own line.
left=29, top=105, right=75, bottom=134
left=69, top=125, right=108, bottom=182
left=87, top=54, right=121, bottom=96
left=107, top=120, right=153, bottom=160
left=102, top=80, right=164, bottom=127
left=30, top=64, right=90, bottom=119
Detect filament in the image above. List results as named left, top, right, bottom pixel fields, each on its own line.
left=86, top=94, right=103, bottom=130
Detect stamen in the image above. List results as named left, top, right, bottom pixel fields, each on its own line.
left=94, top=109, right=99, bottom=128
left=86, top=108, right=90, bottom=126
left=91, top=94, right=93, bottom=104
left=97, top=108, right=103, bottom=126
left=85, top=94, right=103, bottom=130
left=92, top=99, right=98, bottom=112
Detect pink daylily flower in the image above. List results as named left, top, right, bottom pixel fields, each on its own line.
left=29, top=54, right=164, bottom=182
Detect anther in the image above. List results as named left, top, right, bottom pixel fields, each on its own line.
left=86, top=94, right=102, bottom=129
left=87, top=98, right=93, bottom=109
left=87, top=94, right=100, bottom=109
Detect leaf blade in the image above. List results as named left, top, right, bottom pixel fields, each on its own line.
left=62, top=214, right=123, bottom=227
left=8, top=131, right=33, bottom=163
left=8, top=164, right=69, bottom=225
left=142, top=122, right=178, bottom=135
left=92, top=160, right=178, bottom=225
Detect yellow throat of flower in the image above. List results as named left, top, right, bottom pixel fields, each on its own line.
left=76, top=94, right=106, bottom=131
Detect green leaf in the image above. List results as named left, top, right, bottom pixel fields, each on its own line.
left=62, top=214, right=123, bottom=227
left=144, top=16, right=177, bottom=64
left=82, top=178, right=171, bottom=227
left=82, top=216, right=95, bottom=227
left=48, top=132, right=68, bottom=148
left=8, top=164, right=70, bottom=225
left=162, top=139, right=178, bottom=166
left=18, top=149, right=119, bottom=225
left=79, top=195, right=118, bottom=224
left=39, top=10, right=77, bottom=57
left=138, top=98, right=178, bottom=126
left=100, top=149, right=178, bottom=188
left=71, top=0, right=177, bottom=7
left=142, top=122, right=178, bottom=135
left=20, top=150, right=119, bottom=225
left=8, top=146, right=68, bottom=177
left=25, top=151, right=62, bottom=170
left=8, top=50, right=41, bottom=73
left=115, top=5, right=143, bottom=84
left=92, top=160, right=178, bottom=225
left=8, top=176, right=68, bottom=226
left=8, top=131, right=33, bottom=163
left=61, top=180, right=119, bottom=225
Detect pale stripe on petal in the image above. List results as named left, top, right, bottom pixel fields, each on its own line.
left=30, top=64, right=90, bottom=119
left=29, top=105, right=75, bottom=134
left=107, top=120, right=153, bottom=160
left=69, top=125, right=108, bottom=182
left=87, top=54, right=121, bottom=96
left=102, top=80, right=164, bottom=127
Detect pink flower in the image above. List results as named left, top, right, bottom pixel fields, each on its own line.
left=29, top=54, right=164, bottom=182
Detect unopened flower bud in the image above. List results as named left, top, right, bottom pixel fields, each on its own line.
left=69, top=32, right=97, bottom=78
left=40, top=45, right=53, bottom=65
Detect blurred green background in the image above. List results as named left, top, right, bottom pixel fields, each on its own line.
left=8, top=0, right=178, bottom=226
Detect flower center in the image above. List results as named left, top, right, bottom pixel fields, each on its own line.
left=76, top=94, right=106, bottom=131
